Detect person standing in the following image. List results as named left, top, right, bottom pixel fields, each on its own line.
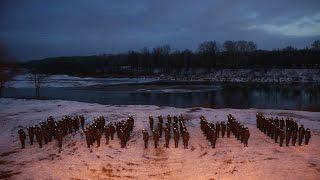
left=142, top=129, right=149, bottom=149
left=27, top=126, right=34, bottom=145
left=243, top=128, right=250, bottom=147
left=298, top=125, right=305, bottom=146
left=182, top=130, right=190, bottom=149
left=173, top=128, right=180, bottom=148
left=221, top=122, right=226, bottom=138
left=149, top=116, right=154, bottom=131
left=152, top=129, right=159, bottom=148
left=304, top=128, right=311, bottom=145
left=18, top=129, right=26, bottom=149
left=164, top=127, right=170, bottom=148
left=80, top=115, right=85, bottom=130
left=105, top=126, right=110, bottom=145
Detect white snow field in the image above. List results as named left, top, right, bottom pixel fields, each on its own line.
left=0, top=98, right=319, bottom=180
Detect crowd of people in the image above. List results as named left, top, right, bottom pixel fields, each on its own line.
left=17, top=113, right=312, bottom=150
left=84, top=116, right=134, bottom=148
left=200, top=114, right=250, bottom=148
left=142, top=115, right=190, bottom=149
left=200, top=116, right=221, bottom=148
left=18, top=115, right=85, bottom=149
left=256, top=113, right=311, bottom=147
left=228, top=114, right=250, bottom=147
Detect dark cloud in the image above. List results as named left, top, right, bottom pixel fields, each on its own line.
left=0, top=0, right=319, bottom=60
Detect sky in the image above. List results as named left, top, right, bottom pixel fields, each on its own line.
left=1, top=0, right=320, bottom=61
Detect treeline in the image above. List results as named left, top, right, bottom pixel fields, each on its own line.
left=23, top=40, right=320, bottom=76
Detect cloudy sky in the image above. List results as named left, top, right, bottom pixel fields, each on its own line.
left=1, top=0, right=320, bottom=60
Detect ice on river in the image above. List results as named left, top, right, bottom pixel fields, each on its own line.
left=6, top=74, right=157, bottom=88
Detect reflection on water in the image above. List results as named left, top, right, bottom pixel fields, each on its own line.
left=2, top=83, right=320, bottom=111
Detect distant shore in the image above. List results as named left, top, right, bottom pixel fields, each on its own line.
left=28, top=68, right=320, bottom=84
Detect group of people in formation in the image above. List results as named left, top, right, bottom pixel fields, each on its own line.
left=256, top=113, right=311, bottom=147
left=18, top=115, right=85, bottom=149
left=227, top=114, right=250, bottom=147
left=17, top=113, right=312, bottom=150
left=142, top=115, right=190, bottom=149
left=84, top=116, right=134, bottom=148
left=200, top=114, right=250, bottom=148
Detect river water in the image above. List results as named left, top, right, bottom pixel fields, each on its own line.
left=2, top=79, right=320, bottom=111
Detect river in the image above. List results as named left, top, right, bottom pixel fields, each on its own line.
left=2, top=76, right=319, bottom=111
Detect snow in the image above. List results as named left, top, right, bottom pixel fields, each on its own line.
left=6, top=74, right=157, bottom=88
left=5, top=69, right=320, bottom=90
left=136, top=86, right=222, bottom=93
left=0, top=98, right=319, bottom=179
left=163, top=69, right=320, bottom=83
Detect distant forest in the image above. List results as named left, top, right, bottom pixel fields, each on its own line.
left=23, top=40, right=320, bottom=76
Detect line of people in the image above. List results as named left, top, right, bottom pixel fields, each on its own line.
left=256, top=113, right=311, bottom=147
left=115, top=116, right=135, bottom=148
left=84, top=116, right=106, bottom=148
left=227, top=114, right=250, bottom=147
left=18, top=115, right=85, bottom=149
left=142, top=115, right=190, bottom=149
left=84, top=116, right=134, bottom=148
left=200, top=116, right=222, bottom=148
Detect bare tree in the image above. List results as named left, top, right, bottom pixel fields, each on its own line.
left=152, top=45, right=171, bottom=67
left=198, top=41, right=219, bottom=54
left=311, top=40, right=320, bottom=51
left=28, top=69, right=48, bottom=98
left=223, top=40, right=238, bottom=66
left=282, top=46, right=296, bottom=51
left=198, top=41, right=219, bottom=67
left=0, top=65, right=11, bottom=97
left=141, top=47, right=150, bottom=55
left=153, top=45, right=171, bottom=56
left=0, top=43, right=16, bottom=97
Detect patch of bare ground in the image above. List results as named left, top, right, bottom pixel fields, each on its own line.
left=121, top=167, right=135, bottom=172
left=263, top=157, right=279, bottom=160
left=148, top=170, right=174, bottom=178
left=309, top=163, right=320, bottom=172
left=145, top=155, right=169, bottom=162
left=0, top=170, right=21, bottom=179
left=181, top=113, right=194, bottom=121
left=187, top=107, right=202, bottom=113
left=126, top=162, right=139, bottom=166
left=0, top=151, right=17, bottom=157
left=106, top=154, right=114, bottom=159
left=199, top=151, right=208, bottom=158
left=229, top=167, right=237, bottom=174
left=100, top=167, right=121, bottom=178
left=0, top=160, right=14, bottom=165
left=155, top=106, right=167, bottom=110
left=123, top=175, right=134, bottom=179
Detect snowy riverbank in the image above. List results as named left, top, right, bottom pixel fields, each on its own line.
left=6, top=74, right=157, bottom=88
left=161, top=68, right=320, bottom=83
left=0, top=98, right=319, bottom=179
left=5, top=69, right=320, bottom=89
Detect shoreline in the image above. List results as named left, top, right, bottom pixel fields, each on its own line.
left=13, top=68, right=320, bottom=84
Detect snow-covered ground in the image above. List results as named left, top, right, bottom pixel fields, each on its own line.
left=6, top=74, right=157, bottom=88
left=0, top=98, right=319, bottom=179
left=164, top=69, right=320, bottom=83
